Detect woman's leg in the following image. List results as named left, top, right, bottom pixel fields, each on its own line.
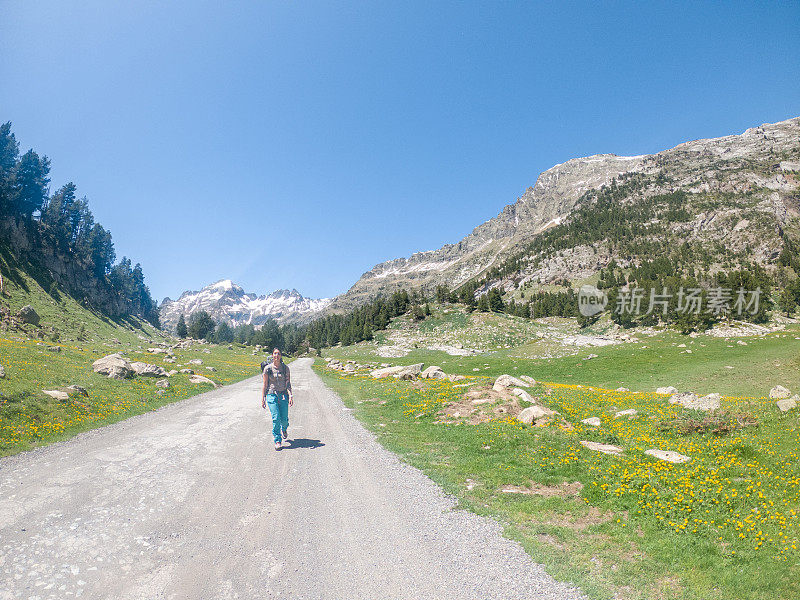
left=277, top=393, right=289, bottom=436
left=265, top=393, right=282, bottom=443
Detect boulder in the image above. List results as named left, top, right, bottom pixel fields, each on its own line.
left=18, top=305, right=40, bottom=325
left=669, top=392, right=720, bottom=412
left=397, top=363, right=424, bottom=379
left=46, top=346, right=61, bottom=352
left=188, top=358, right=203, bottom=365
left=180, top=368, right=195, bottom=374
left=493, top=374, right=529, bottom=391
left=167, top=370, right=178, bottom=377
left=614, top=409, right=637, bottom=418
left=420, top=366, right=446, bottom=379
left=164, top=357, right=177, bottom=363
left=65, top=385, right=88, bottom=397
left=769, top=385, right=792, bottom=400
left=616, top=387, right=630, bottom=392
left=92, top=353, right=135, bottom=379
left=42, top=389, right=69, bottom=401
left=645, top=449, right=691, bottom=464
left=657, top=386, right=678, bottom=395
left=517, top=405, right=557, bottom=425
left=449, top=374, right=466, bottom=382
left=130, top=362, right=168, bottom=377
left=188, top=374, right=218, bottom=387
left=156, top=379, right=170, bottom=389
left=520, top=375, right=537, bottom=386
left=147, top=348, right=167, bottom=354
left=343, top=364, right=355, bottom=372
left=206, top=366, right=217, bottom=372
left=580, top=441, right=623, bottom=456
left=777, top=395, right=798, bottom=413
left=581, top=417, right=601, bottom=427
left=370, top=366, right=408, bottom=379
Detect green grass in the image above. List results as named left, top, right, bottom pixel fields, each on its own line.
left=317, top=363, right=800, bottom=600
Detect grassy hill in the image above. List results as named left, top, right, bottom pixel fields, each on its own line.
left=0, top=250, right=264, bottom=457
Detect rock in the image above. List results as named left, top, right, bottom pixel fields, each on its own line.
left=580, top=441, right=623, bottom=456
left=130, top=362, right=168, bottom=377
left=42, top=389, right=69, bottom=401
left=0, top=364, right=5, bottom=378
left=420, top=366, right=446, bottom=379
left=448, top=374, right=466, bottom=382
left=614, top=409, right=637, bottom=418
left=520, top=375, right=537, bottom=386
left=616, top=387, right=630, bottom=392
left=371, top=366, right=408, bottom=378
left=344, top=364, right=355, bottom=372
left=206, top=366, right=217, bottom=372
left=46, top=346, right=61, bottom=352
left=167, top=370, right=178, bottom=377
left=645, top=449, right=691, bottom=464
left=156, top=379, right=170, bottom=389
left=776, top=395, right=798, bottom=412
left=65, top=385, right=88, bottom=397
left=584, top=353, right=598, bottom=360
left=188, top=358, right=203, bottom=366
left=18, top=305, right=40, bottom=325
left=188, top=374, right=218, bottom=387
left=517, top=405, right=557, bottom=425
left=397, top=363, right=424, bottom=379
left=493, top=374, right=529, bottom=391
left=657, top=386, right=678, bottom=395
left=669, top=392, right=720, bottom=412
left=147, top=348, right=167, bottom=354
left=511, top=388, right=535, bottom=403
left=92, top=353, right=135, bottom=379
left=770, top=385, right=792, bottom=399
left=164, top=357, right=177, bottom=363
left=180, top=368, right=195, bottom=374
left=581, top=417, right=601, bottom=427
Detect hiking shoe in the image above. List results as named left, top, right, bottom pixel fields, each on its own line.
left=281, top=429, right=288, bottom=440
left=274, top=441, right=282, bottom=451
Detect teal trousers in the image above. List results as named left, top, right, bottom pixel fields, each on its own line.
left=265, top=392, right=289, bottom=443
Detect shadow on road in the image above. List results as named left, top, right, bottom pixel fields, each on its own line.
left=283, top=438, right=325, bottom=450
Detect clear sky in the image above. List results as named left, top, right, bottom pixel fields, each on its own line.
left=1, top=1, right=798, bottom=302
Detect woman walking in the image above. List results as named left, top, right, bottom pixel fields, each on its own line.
left=262, top=348, right=293, bottom=450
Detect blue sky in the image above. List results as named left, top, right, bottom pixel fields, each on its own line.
left=1, top=1, right=798, bottom=302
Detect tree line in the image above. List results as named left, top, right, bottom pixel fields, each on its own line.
left=0, top=122, right=158, bottom=324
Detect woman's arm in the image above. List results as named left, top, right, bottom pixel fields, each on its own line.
left=261, top=369, right=268, bottom=408
left=285, top=364, right=293, bottom=406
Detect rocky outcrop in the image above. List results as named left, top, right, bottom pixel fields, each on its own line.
left=18, top=305, right=39, bottom=325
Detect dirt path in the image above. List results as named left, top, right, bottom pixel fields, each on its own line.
left=0, top=358, right=585, bottom=599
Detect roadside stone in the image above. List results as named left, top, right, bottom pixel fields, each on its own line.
left=580, top=441, right=623, bottom=456
left=65, top=385, right=88, bottom=397
left=421, top=366, right=446, bottom=379
left=42, top=389, right=69, bottom=401
left=92, top=353, right=135, bottom=379
left=156, top=379, right=170, bottom=389
left=130, top=362, right=168, bottom=377
left=657, top=386, right=678, bottom=395
left=188, top=374, right=218, bottom=387
left=18, top=305, right=40, bottom=325
left=614, top=409, right=637, bottom=418
left=645, top=449, right=691, bottom=464
left=770, top=385, right=792, bottom=399
left=777, top=395, right=798, bottom=412
left=581, top=417, right=601, bottom=427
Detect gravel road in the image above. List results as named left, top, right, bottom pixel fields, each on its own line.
left=0, top=358, right=585, bottom=599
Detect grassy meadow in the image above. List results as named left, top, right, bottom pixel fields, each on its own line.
left=319, top=312, right=800, bottom=600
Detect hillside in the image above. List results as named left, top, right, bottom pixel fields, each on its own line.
left=159, top=279, right=331, bottom=333
left=329, top=117, right=800, bottom=311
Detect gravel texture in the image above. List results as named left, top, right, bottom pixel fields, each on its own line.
left=0, top=358, right=586, bottom=599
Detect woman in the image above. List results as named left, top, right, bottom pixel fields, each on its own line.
left=261, top=347, right=293, bottom=450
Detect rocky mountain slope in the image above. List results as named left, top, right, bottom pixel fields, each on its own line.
left=329, top=117, right=800, bottom=310
left=159, top=280, right=331, bottom=332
